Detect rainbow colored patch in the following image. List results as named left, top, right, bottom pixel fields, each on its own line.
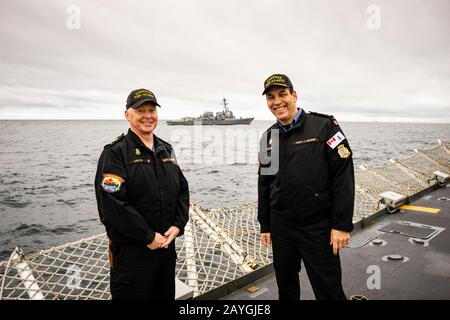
left=101, top=174, right=124, bottom=193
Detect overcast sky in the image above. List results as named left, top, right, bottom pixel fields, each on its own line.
left=1, top=0, right=449, bottom=122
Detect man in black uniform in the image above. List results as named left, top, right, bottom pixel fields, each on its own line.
left=258, top=74, right=355, bottom=300
left=95, top=88, right=189, bottom=300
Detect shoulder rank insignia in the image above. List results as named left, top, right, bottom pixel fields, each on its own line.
left=108, top=133, right=125, bottom=146
left=101, top=174, right=124, bottom=193
left=308, top=111, right=333, bottom=119
left=337, top=145, right=351, bottom=159
left=309, top=111, right=341, bottom=126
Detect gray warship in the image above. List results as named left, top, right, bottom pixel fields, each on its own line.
left=166, top=98, right=254, bottom=126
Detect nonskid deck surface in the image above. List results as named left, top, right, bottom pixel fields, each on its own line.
left=222, top=185, right=450, bottom=300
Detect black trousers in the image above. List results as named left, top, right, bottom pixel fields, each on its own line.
left=109, top=243, right=176, bottom=300
left=271, top=216, right=347, bottom=300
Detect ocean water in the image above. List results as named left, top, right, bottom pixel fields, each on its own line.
left=0, top=120, right=449, bottom=260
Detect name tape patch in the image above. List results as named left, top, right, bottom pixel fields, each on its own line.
left=294, top=138, right=319, bottom=145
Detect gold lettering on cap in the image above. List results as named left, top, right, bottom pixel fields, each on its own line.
left=133, top=89, right=155, bottom=100
left=265, top=75, right=285, bottom=87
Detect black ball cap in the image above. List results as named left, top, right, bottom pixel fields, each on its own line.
left=262, top=74, right=294, bottom=95
left=126, top=88, right=161, bottom=109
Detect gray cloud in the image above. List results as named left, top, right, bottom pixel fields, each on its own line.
left=0, top=0, right=449, bottom=121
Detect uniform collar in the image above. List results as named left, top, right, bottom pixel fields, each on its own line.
left=277, top=108, right=303, bottom=132
left=127, top=129, right=161, bottom=153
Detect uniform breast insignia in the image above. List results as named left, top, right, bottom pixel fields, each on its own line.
left=337, top=145, right=351, bottom=159
left=135, top=148, right=141, bottom=156
left=327, top=131, right=346, bottom=149
left=101, top=174, right=124, bottom=193
left=294, top=138, right=319, bottom=145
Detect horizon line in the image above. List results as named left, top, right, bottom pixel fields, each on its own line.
left=0, top=118, right=449, bottom=124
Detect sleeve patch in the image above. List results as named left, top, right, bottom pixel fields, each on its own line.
left=101, top=174, right=124, bottom=193
left=327, top=131, right=346, bottom=149
left=337, top=145, right=351, bottom=158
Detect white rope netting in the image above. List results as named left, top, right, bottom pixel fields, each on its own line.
left=1, top=142, right=449, bottom=299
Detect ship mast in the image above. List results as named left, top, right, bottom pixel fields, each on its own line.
left=222, top=98, right=229, bottom=113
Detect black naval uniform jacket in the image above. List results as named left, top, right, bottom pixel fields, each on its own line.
left=95, top=129, right=189, bottom=249
left=258, top=111, right=355, bottom=234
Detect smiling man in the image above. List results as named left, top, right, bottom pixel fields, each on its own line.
left=258, top=74, right=355, bottom=300
left=95, top=88, right=189, bottom=300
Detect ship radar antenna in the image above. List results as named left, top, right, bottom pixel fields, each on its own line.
left=222, top=98, right=229, bottom=112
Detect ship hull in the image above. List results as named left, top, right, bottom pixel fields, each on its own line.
left=166, top=118, right=254, bottom=126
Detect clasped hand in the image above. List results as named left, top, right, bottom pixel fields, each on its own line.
left=147, top=226, right=180, bottom=250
